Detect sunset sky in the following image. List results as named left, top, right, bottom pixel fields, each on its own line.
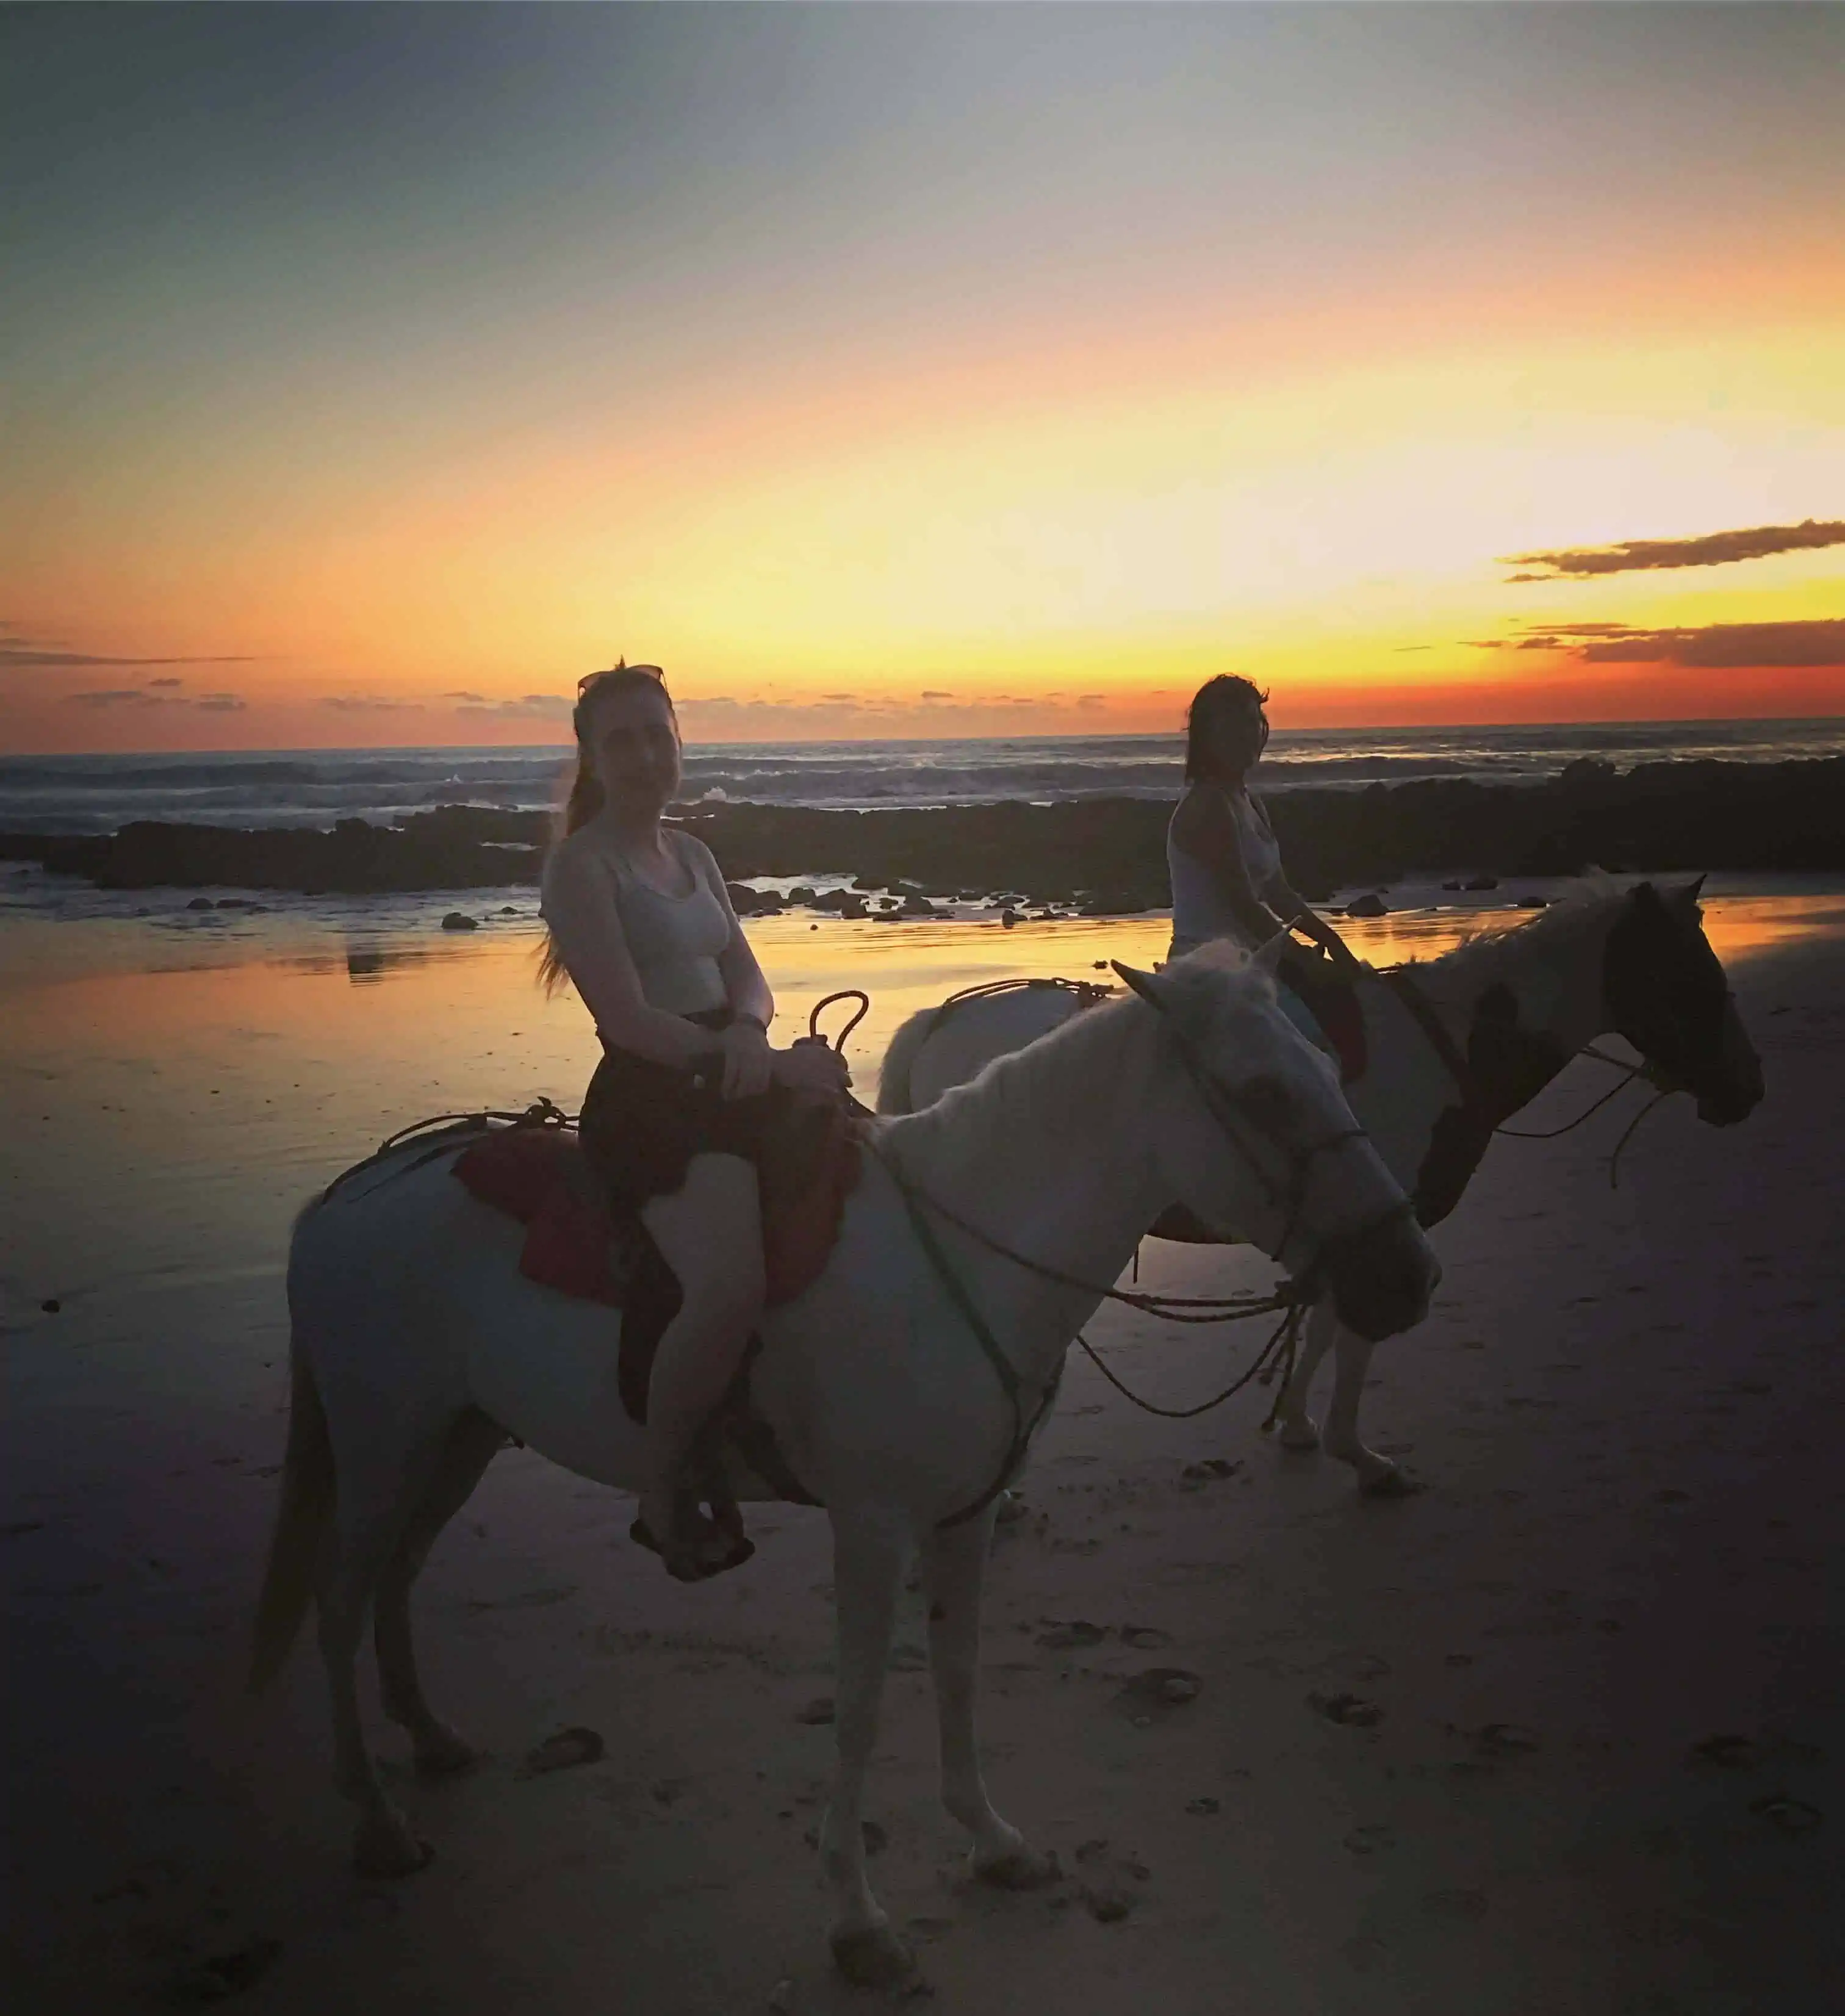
left=3, top=4, right=1841, bottom=753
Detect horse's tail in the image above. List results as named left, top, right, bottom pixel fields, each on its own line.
left=247, top=1339, right=334, bottom=1695
left=876, top=1006, right=936, bottom=1114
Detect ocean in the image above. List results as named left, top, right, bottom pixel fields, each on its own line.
left=2, top=718, right=1841, bottom=836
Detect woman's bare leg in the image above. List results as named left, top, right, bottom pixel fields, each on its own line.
left=638, top=1151, right=764, bottom=1572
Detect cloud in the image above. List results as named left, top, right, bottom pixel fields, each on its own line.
left=64, top=685, right=248, bottom=711
left=1471, top=618, right=1845, bottom=669
left=1502, top=519, right=1845, bottom=582
left=320, top=696, right=426, bottom=713
left=2, top=644, right=256, bottom=672
left=919, top=689, right=954, bottom=702
left=441, top=689, right=486, bottom=703
left=1575, top=620, right=1845, bottom=669
left=1076, top=694, right=1107, bottom=709
left=453, top=693, right=572, bottom=719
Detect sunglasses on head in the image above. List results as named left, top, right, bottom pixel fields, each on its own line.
left=578, top=661, right=665, bottom=696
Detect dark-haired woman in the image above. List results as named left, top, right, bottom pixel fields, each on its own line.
left=1168, top=675, right=1363, bottom=1035
left=539, top=661, right=848, bottom=1580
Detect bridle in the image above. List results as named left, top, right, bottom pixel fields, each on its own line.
left=874, top=985, right=1421, bottom=1524
left=1159, top=1015, right=1417, bottom=1302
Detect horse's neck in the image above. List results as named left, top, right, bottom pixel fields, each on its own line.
left=1409, top=904, right=1613, bottom=1115
left=880, top=1003, right=1167, bottom=1388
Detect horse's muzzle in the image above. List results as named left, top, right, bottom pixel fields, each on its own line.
left=1325, top=1212, right=1441, bottom=1342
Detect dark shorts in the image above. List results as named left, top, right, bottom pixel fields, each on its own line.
left=580, top=1012, right=782, bottom=1212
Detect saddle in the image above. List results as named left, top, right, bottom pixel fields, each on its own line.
left=451, top=1098, right=858, bottom=1456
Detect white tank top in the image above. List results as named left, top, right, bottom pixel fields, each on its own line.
left=545, top=828, right=733, bottom=1018
left=1167, top=785, right=1287, bottom=954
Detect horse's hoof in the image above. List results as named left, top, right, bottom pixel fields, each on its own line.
left=830, top=1923, right=916, bottom=1988
left=1359, top=1466, right=1423, bottom=1499
left=1276, top=1421, right=1320, bottom=1453
left=412, top=1724, right=481, bottom=1777
left=972, top=1844, right=1060, bottom=1891
left=353, top=1813, right=435, bottom=1879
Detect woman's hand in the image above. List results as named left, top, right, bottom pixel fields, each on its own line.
left=772, top=1039, right=852, bottom=1097
left=717, top=1019, right=774, bottom=1100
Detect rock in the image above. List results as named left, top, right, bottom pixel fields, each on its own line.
left=1441, top=879, right=1463, bottom=891
left=1000, top=907, right=1019, bottom=927
left=795, top=1696, right=835, bottom=1725
left=40, top=1298, right=60, bottom=1314
left=1160, top=1674, right=1200, bottom=1705
left=186, top=895, right=215, bottom=910
left=499, top=905, right=519, bottom=915
left=441, top=912, right=478, bottom=931
left=1464, top=873, right=1499, bottom=891
left=1184, top=1796, right=1220, bottom=1816
left=766, top=1979, right=797, bottom=2014
left=788, top=885, right=817, bottom=904
left=1345, top=890, right=1389, bottom=918
left=901, top=891, right=936, bottom=915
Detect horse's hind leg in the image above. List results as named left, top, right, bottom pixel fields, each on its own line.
left=821, top=1505, right=915, bottom=1986
left=1273, top=1296, right=1339, bottom=1452
left=921, top=1507, right=1054, bottom=1890
left=316, top=1431, right=451, bottom=1877
left=374, top=1410, right=506, bottom=1776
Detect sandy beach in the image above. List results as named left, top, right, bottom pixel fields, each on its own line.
left=4, top=890, right=1841, bottom=2014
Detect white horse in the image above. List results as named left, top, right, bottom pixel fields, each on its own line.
left=879, top=879, right=1763, bottom=1494
left=250, top=943, right=1439, bottom=1984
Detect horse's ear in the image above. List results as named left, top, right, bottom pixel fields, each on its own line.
left=1251, top=929, right=1289, bottom=977
left=1110, top=961, right=1170, bottom=1014
left=1670, top=874, right=1707, bottom=916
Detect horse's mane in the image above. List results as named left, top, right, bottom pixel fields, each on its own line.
left=878, top=990, right=1154, bottom=1186
left=1396, top=873, right=1633, bottom=988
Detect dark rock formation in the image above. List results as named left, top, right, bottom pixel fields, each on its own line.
left=5, top=755, right=1841, bottom=904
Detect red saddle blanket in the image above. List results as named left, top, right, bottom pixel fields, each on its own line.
left=451, top=1105, right=860, bottom=1311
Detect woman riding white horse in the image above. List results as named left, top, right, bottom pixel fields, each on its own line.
left=538, top=660, right=851, bottom=1580
left=252, top=942, right=1439, bottom=1983
left=880, top=878, right=1763, bottom=1493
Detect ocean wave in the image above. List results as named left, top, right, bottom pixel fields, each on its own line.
left=4, top=721, right=1840, bottom=834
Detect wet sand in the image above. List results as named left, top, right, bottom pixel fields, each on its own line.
left=4, top=894, right=1842, bottom=2012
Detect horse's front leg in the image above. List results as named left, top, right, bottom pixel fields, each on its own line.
left=821, top=1504, right=915, bottom=1985
left=1318, top=1316, right=1412, bottom=1496
left=921, top=1507, right=1056, bottom=1889
left=1273, top=1295, right=1339, bottom=1452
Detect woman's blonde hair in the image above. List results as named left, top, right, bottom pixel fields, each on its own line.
left=536, top=659, right=676, bottom=993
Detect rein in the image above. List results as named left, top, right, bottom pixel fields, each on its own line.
left=1384, top=966, right=1678, bottom=1189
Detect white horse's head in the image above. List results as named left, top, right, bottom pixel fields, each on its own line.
left=1115, top=939, right=1440, bottom=1341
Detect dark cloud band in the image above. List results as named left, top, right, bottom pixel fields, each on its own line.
left=1503, top=519, right=1845, bottom=581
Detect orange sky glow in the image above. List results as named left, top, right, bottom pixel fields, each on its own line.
left=4, top=8, right=1840, bottom=754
